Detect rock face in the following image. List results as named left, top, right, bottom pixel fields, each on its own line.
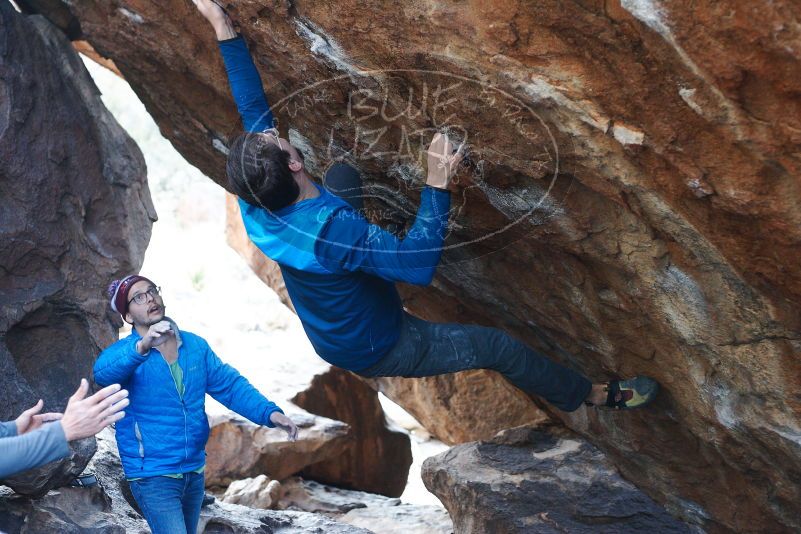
left=205, top=411, right=351, bottom=487
left=366, top=371, right=550, bottom=445
left=24, top=0, right=801, bottom=530
left=423, top=425, right=694, bottom=533
left=0, top=4, right=154, bottom=495
left=0, top=429, right=372, bottom=534
left=292, top=368, right=413, bottom=498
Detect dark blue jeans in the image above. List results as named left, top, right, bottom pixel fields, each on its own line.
left=129, top=472, right=205, bottom=534
left=324, top=164, right=593, bottom=412
left=324, top=162, right=365, bottom=211
left=359, top=313, right=593, bottom=412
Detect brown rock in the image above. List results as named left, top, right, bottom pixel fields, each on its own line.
left=74, top=40, right=123, bottom=78
left=293, top=368, right=412, bottom=497
left=0, top=4, right=154, bottom=495
left=366, top=372, right=550, bottom=445
left=27, top=0, right=801, bottom=530
left=205, top=411, right=351, bottom=487
left=222, top=475, right=282, bottom=509
left=422, top=425, right=693, bottom=533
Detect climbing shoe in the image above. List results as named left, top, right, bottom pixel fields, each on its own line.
left=601, top=376, right=659, bottom=410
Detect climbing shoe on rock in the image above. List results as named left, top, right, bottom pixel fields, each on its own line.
left=600, top=376, right=659, bottom=409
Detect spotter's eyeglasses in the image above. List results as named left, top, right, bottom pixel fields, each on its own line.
left=128, top=286, right=162, bottom=306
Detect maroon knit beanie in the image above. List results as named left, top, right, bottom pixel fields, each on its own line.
left=107, top=275, right=155, bottom=318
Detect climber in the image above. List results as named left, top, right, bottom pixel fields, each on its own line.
left=93, top=274, right=298, bottom=534
left=0, top=379, right=129, bottom=479
left=194, top=0, right=659, bottom=414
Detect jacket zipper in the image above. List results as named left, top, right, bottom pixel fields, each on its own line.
left=160, top=351, right=189, bottom=473
left=134, top=421, right=145, bottom=471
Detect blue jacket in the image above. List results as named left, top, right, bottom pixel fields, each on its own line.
left=220, top=36, right=451, bottom=371
left=93, top=320, right=282, bottom=479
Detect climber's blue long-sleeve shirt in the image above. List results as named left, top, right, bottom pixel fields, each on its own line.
left=219, top=36, right=450, bottom=370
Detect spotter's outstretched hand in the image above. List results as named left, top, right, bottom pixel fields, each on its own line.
left=60, top=379, right=129, bottom=441
left=269, top=411, right=299, bottom=441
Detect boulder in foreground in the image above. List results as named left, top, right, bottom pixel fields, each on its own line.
left=422, top=425, right=695, bottom=534
left=205, top=411, right=351, bottom=487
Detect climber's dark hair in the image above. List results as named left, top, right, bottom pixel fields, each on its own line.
left=226, top=133, right=300, bottom=211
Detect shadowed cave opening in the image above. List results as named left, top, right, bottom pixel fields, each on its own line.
left=6, top=303, right=96, bottom=411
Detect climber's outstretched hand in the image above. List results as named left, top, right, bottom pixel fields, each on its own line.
left=193, top=0, right=226, bottom=24
left=426, top=133, right=465, bottom=190
left=193, top=0, right=237, bottom=40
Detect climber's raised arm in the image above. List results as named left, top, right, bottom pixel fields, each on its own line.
left=194, top=0, right=274, bottom=132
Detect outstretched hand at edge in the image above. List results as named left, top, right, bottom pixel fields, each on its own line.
left=269, top=411, right=299, bottom=441
left=192, top=0, right=237, bottom=40
left=426, top=132, right=465, bottom=190
left=15, top=400, right=62, bottom=436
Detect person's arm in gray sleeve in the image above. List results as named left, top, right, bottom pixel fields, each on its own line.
left=0, top=422, right=70, bottom=479
left=0, top=378, right=131, bottom=479
left=0, top=420, right=18, bottom=439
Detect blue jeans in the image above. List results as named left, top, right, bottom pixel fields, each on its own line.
left=359, top=313, right=593, bottom=412
left=323, top=162, right=365, bottom=211
left=129, top=472, right=205, bottom=534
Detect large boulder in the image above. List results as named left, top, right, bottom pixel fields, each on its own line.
left=292, top=368, right=412, bottom=498
left=0, top=3, right=154, bottom=495
left=422, top=425, right=694, bottom=533
left=24, top=0, right=801, bottom=530
left=205, top=411, right=351, bottom=487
